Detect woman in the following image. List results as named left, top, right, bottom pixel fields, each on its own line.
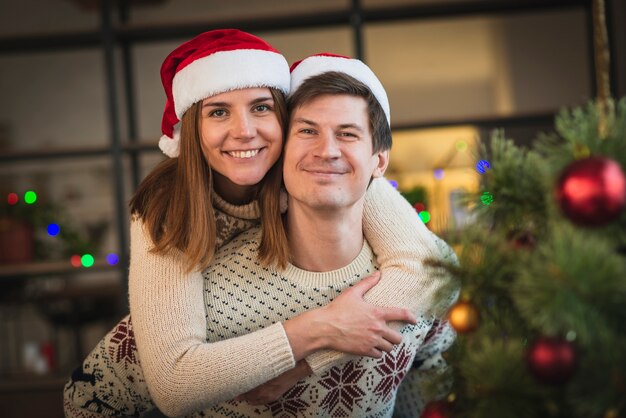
left=64, top=29, right=447, bottom=417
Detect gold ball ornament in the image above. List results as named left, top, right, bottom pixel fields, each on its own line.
left=448, top=300, right=480, bottom=333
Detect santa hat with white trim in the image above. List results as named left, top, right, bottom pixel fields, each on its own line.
left=289, top=53, right=390, bottom=125
left=159, top=29, right=290, bottom=157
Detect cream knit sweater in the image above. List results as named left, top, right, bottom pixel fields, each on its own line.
left=187, top=227, right=456, bottom=417
left=64, top=178, right=450, bottom=417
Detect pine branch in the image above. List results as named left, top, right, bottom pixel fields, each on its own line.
left=472, top=131, right=549, bottom=239
left=512, top=222, right=626, bottom=345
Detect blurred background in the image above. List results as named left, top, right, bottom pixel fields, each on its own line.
left=0, top=0, right=625, bottom=415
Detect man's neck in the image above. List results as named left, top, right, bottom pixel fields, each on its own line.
left=286, top=200, right=365, bottom=272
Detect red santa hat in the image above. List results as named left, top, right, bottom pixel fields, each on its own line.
left=289, top=53, right=390, bottom=125
left=159, top=29, right=290, bottom=157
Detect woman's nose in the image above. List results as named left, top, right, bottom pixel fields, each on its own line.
left=231, top=112, right=256, bottom=140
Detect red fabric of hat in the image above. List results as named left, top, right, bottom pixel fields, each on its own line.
left=159, top=29, right=289, bottom=157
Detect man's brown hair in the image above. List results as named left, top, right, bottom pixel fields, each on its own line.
left=287, top=71, right=392, bottom=153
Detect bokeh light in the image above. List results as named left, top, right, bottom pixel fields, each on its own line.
left=419, top=211, right=431, bottom=223
left=476, top=159, right=491, bottom=174
left=106, top=253, right=119, bottom=266
left=413, top=202, right=426, bottom=213
left=24, top=190, right=37, bottom=204
left=81, top=254, right=95, bottom=268
left=47, top=223, right=60, bottom=236
left=7, top=193, right=19, bottom=205
left=456, top=141, right=468, bottom=152
left=388, top=179, right=398, bottom=189
left=481, top=191, right=494, bottom=206
left=70, top=255, right=82, bottom=268
left=434, top=168, right=444, bottom=180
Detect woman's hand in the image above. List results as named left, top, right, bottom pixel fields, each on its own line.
left=283, top=271, right=417, bottom=360
left=235, top=360, right=312, bottom=405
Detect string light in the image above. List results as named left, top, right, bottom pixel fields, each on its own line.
left=456, top=141, right=468, bottom=152
left=47, top=224, right=60, bottom=236
left=413, top=202, right=426, bottom=213
left=7, top=193, right=19, bottom=205
left=476, top=160, right=491, bottom=174
left=106, top=254, right=119, bottom=266
left=419, top=211, right=431, bottom=223
left=81, top=254, right=95, bottom=268
left=70, top=255, right=82, bottom=268
left=24, top=190, right=37, bottom=204
left=388, top=179, right=398, bottom=189
left=481, top=191, right=494, bottom=206
left=434, top=168, right=444, bottom=180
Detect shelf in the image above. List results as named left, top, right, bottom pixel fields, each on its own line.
left=0, top=141, right=160, bottom=164
left=0, top=260, right=118, bottom=280
left=0, top=112, right=556, bottom=164
left=392, top=110, right=557, bottom=131
left=0, top=0, right=586, bottom=54
left=0, top=374, right=67, bottom=393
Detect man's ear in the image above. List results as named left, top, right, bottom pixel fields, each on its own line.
left=372, top=150, right=389, bottom=178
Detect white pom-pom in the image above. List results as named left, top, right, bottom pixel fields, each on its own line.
left=158, top=125, right=180, bottom=158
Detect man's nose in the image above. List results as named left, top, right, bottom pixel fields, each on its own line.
left=315, top=132, right=342, bottom=159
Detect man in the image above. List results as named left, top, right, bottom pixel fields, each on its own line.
left=192, top=55, right=458, bottom=417
left=64, top=54, right=457, bottom=418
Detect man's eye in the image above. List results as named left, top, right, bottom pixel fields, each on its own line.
left=339, top=132, right=358, bottom=138
left=300, top=129, right=315, bottom=135
left=254, top=104, right=271, bottom=112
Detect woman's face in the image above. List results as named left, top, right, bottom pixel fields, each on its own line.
left=199, top=87, right=283, bottom=199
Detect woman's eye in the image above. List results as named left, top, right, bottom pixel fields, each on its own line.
left=209, top=109, right=227, bottom=117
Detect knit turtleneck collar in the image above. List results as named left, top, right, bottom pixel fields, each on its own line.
left=212, top=190, right=260, bottom=220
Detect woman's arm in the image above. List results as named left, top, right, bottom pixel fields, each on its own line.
left=305, top=177, right=455, bottom=374
left=128, top=218, right=295, bottom=416
left=129, top=218, right=415, bottom=416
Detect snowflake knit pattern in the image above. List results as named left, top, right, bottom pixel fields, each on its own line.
left=63, top=202, right=258, bottom=417
left=192, top=227, right=456, bottom=418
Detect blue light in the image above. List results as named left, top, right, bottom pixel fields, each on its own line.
left=47, top=223, right=60, bottom=236
left=106, top=253, right=119, bottom=266
left=476, top=159, right=491, bottom=174
left=388, top=179, right=398, bottom=189
left=434, top=168, right=444, bottom=180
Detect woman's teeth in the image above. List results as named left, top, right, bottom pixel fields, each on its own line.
left=228, top=149, right=259, bottom=159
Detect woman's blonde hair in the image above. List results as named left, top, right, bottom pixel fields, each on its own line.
left=130, top=88, right=288, bottom=272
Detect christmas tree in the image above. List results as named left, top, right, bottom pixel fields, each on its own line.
left=419, top=1, right=626, bottom=417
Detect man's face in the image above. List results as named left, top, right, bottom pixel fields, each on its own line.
left=283, top=94, right=388, bottom=211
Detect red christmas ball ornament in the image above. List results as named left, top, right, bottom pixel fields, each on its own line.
left=526, top=337, right=576, bottom=385
left=421, top=400, right=450, bottom=418
left=555, top=156, right=626, bottom=227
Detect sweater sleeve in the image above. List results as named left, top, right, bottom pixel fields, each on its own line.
left=305, top=177, right=454, bottom=375
left=128, top=219, right=295, bottom=417
left=393, top=319, right=457, bottom=418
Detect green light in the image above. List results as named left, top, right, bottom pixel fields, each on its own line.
left=419, top=211, right=431, bottom=223
left=481, top=191, right=494, bottom=206
left=24, top=190, right=37, bottom=204
left=81, top=254, right=95, bottom=268
left=456, top=141, right=468, bottom=152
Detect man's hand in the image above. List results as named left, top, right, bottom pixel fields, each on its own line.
left=283, top=271, right=417, bottom=360
left=316, top=271, right=417, bottom=358
left=235, top=360, right=312, bottom=405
